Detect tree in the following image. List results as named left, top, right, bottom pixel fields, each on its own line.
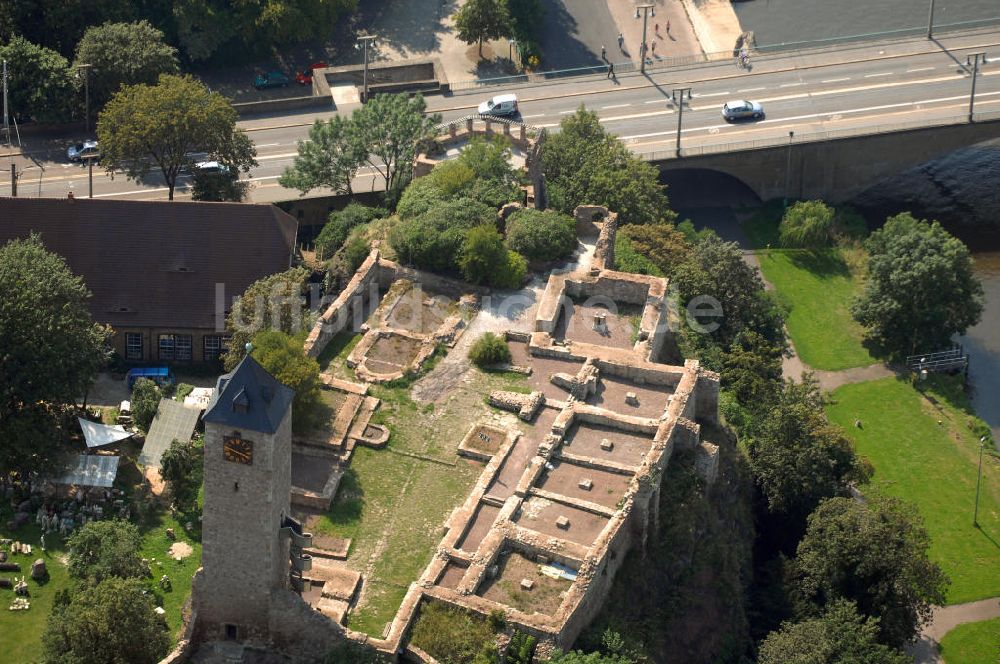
left=349, top=93, right=441, bottom=194
left=160, top=438, right=201, bottom=509
left=541, top=107, right=674, bottom=226
left=67, top=519, right=145, bottom=582
left=758, top=600, right=910, bottom=664
left=458, top=135, right=521, bottom=190
left=315, top=203, right=388, bottom=259
left=191, top=170, right=251, bottom=202
left=616, top=223, right=691, bottom=277
left=791, top=496, right=949, bottom=648
left=720, top=329, right=784, bottom=408
left=130, top=378, right=161, bottom=433
left=0, top=235, right=109, bottom=476
left=73, top=21, right=179, bottom=111
left=469, top=333, right=512, bottom=367
left=504, top=209, right=577, bottom=261
left=454, top=0, right=513, bottom=56
left=0, top=0, right=136, bottom=58
left=251, top=330, right=323, bottom=434
left=280, top=116, right=368, bottom=196
left=223, top=266, right=312, bottom=370
left=0, top=37, right=76, bottom=123
left=388, top=198, right=496, bottom=273
left=744, top=378, right=865, bottom=528
left=852, top=213, right=983, bottom=358
left=460, top=225, right=508, bottom=285
left=779, top=200, right=836, bottom=248
left=42, top=577, right=170, bottom=664
left=97, top=74, right=257, bottom=200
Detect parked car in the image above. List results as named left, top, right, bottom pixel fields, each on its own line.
left=295, top=62, right=328, bottom=85
left=193, top=161, right=231, bottom=176
left=67, top=140, right=100, bottom=162
left=253, top=70, right=290, bottom=90
left=477, top=93, right=518, bottom=116
left=722, top=99, right=765, bottom=121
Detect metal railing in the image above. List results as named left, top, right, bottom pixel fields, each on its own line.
left=907, top=346, right=969, bottom=373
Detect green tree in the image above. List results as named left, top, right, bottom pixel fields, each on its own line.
left=0, top=235, right=109, bottom=476
left=506, top=632, right=538, bottom=664
left=0, top=37, right=76, bottom=123
left=280, top=116, right=368, bottom=196
left=97, top=74, right=257, bottom=200
left=458, top=135, right=521, bottom=189
left=720, top=329, right=784, bottom=408
left=541, top=107, right=674, bottom=226
left=791, top=496, right=949, bottom=648
left=459, top=224, right=507, bottom=285
left=759, top=600, right=910, bottom=664
left=349, top=93, right=441, bottom=193
left=73, top=21, right=179, bottom=111
left=223, top=266, right=312, bottom=370
left=159, top=438, right=201, bottom=509
left=191, top=170, right=251, bottom=202
left=779, top=200, right=836, bottom=248
left=42, top=577, right=170, bottom=664
left=851, top=212, right=983, bottom=358
left=251, top=330, right=323, bottom=434
left=67, top=519, right=145, bottom=582
left=454, top=0, right=513, bottom=56
left=504, top=208, right=577, bottom=261
left=388, top=198, right=495, bottom=273
left=616, top=223, right=691, bottom=276
left=0, top=0, right=135, bottom=58
left=315, top=203, right=388, bottom=259
left=469, top=332, right=512, bottom=366
left=130, top=378, right=161, bottom=433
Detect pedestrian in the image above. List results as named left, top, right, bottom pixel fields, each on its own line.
left=666, top=20, right=671, bottom=35
left=601, top=44, right=606, bottom=60
left=607, top=62, right=614, bottom=78
left=651, top=41, right=657, bottom=58
left=618, top=33, right=624, bottom=50
left=655, top=23, right=660, bottom=36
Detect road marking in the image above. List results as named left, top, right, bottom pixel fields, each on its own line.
left=738, top=87, right=766, bottom=92
left=907, top=67, right=935, bottom=73
left=601, top=103, right=631, bottom=109
left=694, top=91, right=730, bottom=97
left=779, top=82, right=803, bottom=87
left=822, top=77, right=850, bottom=83
left=645, top=99, right=664, bottom=104
left=255, top=143, right=282, bottom=148
left=559, top=110, right=575, bottom=114
left=521, top=113, right=546, bottom=118
left=864, top=72, right=894, bottom=78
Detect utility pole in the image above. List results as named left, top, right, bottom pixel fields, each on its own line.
left=670, top=87, right=692, bottom=158
left=784, top=131, right=794, bottom=207
left=10, top=163, right=16, bottom=197
left=635, top=4, right=655, bottom=75
left=974, top=435, right=988, bottom=526
left=966, top=52, right=987, bottom=123
left=76, top=64, right=92, bottom=134
left=88, top=158, right=94, bottom=198
left=927, top=0, right=936, bottom=39
left=356, top=35, right=377, bottom=103
left=2, top=59, right=9, bottom=147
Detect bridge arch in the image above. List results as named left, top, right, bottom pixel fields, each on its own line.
left=659, top=168, right=761, bottom=210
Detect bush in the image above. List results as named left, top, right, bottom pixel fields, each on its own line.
left=388, top=198, right=496, bottom=273
left=779, top=200, right=835, bottom=248
left=251, top=330, right=323, bottom=434
left=459, top=225, right=507, bottom=285
left=410, top=601, right=497, bottom=664
left=130, top=378, right=161, bottom=432
left=504, top=208, right=577, bottom=261
left=614, top=233, right=664, bottom=277
left=342, top=228, right=372, bottom=273
left=160, top=438, right=201, bottom=509
left=493, top=249, right=528, bottom=289
left=67, top=520, right=146, bottom=582
left=315, top=203, right=388, bottom=258
left=469, top=332, right=512, bottom=367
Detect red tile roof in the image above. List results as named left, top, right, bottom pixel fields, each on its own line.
left=0, top=197, right=298, bottom=331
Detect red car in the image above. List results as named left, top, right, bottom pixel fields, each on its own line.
left=295, top=62, right=328, bottom=85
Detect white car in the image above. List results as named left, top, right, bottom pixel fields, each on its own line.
left=721, top=99, right=765, bottom=121
left=67, top=140, right=100, bottom=161
left=193, top=161, right=231, bottom=175
left=478, top=93, right=518, bottom=116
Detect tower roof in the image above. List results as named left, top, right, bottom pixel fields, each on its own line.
left=203, top=354, right=295, bottom=434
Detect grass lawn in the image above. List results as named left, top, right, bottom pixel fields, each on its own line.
left=939, top=616, right=1000, bottom=664
left=826, top=377, right=1000, bottom=604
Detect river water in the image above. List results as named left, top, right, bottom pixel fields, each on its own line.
left=963, top=253, right=1000, bottom=439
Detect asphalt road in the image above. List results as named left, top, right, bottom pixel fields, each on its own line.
left=5, top=28, right=1000, bottom=203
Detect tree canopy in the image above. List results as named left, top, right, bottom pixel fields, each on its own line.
left=504, top=209, right=577, bottom=261
left=42, top=577, right=170, bottom=664
left=224, top=266, right=312, bottom=370
left=851, top=212, right=983, bottom=358
left=351, top=93, right=441, bottom=194
left=280, top=116, right=368, bottom=196
left=73, top=21, right=179, bottom=111
left=0, top=36, right=76, bottom=123
left=250, top=330, right=323, bottom=434
left=160, top=437, right=202, bottom=509
left=454, top=0, right=513, bottom=55
left=130, top=378, right=161, bottom=433
left=67, top=519, right=146, bottom=583
left=791, top=495, right=949, bottom=648
left=758, top=600, right=910, bottom=664
left=0, top=235, right=108, bottom=476
left=97, top=74, right=256, bottom=200
left=541, top=107, right=674, bottom=226
left=315, top=203, right=388, bottom=259
left=779, top=200, right=835, bottom=249
left=389, top=198, right=496, bottom=273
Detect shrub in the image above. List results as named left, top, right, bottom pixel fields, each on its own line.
left=342, top=228, right=372, bottom=273
left=160, top=438, right=201, bottom=509
left=410, top=601, right=497, bottom=664
left=505, top=208, right=577, bottom=261
left=388, top=198, right=495, bottom=273
left=469, top=332, right=512, bottom=367
left=614, top=233, right=663, bottom=277
left=315, top=203, right=388, bottom=258
left=130, top=378, right=161, bottom=432
left=494, top=250, right=528, bottom=289
left=459, top=225, right=508, bottom=285
left=779, top=200, right=835, bottom=248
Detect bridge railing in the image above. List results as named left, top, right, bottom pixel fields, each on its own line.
left=634, top=107, right=1000, bottom=161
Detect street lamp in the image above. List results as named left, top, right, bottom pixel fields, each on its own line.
left=635, top=4, right=655, bottom=74
left=965, top=52, right=987, bottom=123
left=974, top=434, right=989, bottom=527
left=355, top=35, right=377, bottom=103
left=784, top=130, right=794, bottom=207
left=76, top=63, right=93, bottom=134
left=927, top=0, right=936, bottom=39
left=670, top=87, right=692, bottom=158
left=508, top=38, right=517, bottom=65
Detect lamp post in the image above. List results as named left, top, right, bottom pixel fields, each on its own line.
left=670, top=87, right=692, bottom=158
left=508, top=38, right=517, bottom=66
left=974, top=435, right=988, bottom=527
left=965, top=52, right=987, bottom=123
left=635, top=3, right=655, bottom=74
left=784, top=130, right=794, bottom=207
left=355, top=35, right=377, bottom=103
left=76, top=64, right=92, bottom=134
left=927, top=0, right=936, bottom=39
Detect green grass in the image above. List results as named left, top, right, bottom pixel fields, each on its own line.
left=826, top=377, right=1000, bottom=604
left=317, top=330, right=363, bottom=375
left=939, top=617, right=1000, bottom=664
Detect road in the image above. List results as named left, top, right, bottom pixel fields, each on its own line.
left=3, top=27, right=1000, bottom=203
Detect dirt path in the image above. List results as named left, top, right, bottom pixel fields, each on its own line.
left=907, top=598, right=1000, bottom=664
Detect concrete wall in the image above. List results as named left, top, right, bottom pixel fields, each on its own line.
left=233, top=95, right=331, bottom=118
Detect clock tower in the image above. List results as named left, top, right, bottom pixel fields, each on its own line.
left=198, top=353, right=296, bottom=640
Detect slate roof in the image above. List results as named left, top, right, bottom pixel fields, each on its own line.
left=0, top=197, right=298, bottom=330
left=203, top=354, right=294, bottom=434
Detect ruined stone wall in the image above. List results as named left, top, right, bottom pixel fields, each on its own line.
left=695, top=369, right=721, bottom=425
left=303, top=249, right=382, bottom=358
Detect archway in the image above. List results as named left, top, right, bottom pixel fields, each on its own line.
left=659, top=168, right=762, bottom=246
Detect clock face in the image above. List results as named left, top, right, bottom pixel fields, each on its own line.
left=223, top=435, right=253, bottom=465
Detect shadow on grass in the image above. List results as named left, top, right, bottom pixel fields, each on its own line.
left=786, top=248, right=850, bottom=278
left=317, top=330, right=363, bottom=372
left=325, top=467, right=364, bottom=542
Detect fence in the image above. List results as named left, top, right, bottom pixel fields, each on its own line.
left=907, top=346, right=970, bottom=374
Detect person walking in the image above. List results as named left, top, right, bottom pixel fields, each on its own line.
left=651, top=41, right=657, bottom=58
left=655, top=23, right=660, bottom=37
left=607, top=62, right=614, bottom=78
left=666, top=20, right=671, bottom=35
left=618, top=33, right=624, bottom=50
left=601, top=44, right=606, bottom=60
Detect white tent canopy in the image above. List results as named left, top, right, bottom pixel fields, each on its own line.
left=79, top=417, right=133, bottom=448
left=58, top=454, right=120, bottom=488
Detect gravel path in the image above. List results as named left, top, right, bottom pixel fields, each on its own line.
left=907, top=598, right=1000, bottom=664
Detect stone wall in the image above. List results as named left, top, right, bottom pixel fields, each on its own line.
left=303, top=249, right=383, bottom=358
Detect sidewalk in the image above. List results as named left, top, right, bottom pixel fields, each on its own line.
left=907, top=598, right=1000, bottom=664
left=605, top=0, right=703, bottom=68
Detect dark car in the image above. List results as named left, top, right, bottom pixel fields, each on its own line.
left=253, top=70, right=290, bottom=90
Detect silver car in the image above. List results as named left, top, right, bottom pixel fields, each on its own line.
left=67, top=140, right=100, bottom=161
left=722, top=100, right=765, bottom=121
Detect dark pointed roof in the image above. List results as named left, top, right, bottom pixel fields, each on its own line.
left=203, top=354, right=295, bottom=434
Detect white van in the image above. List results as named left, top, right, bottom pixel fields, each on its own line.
left=478, top=93, right=518, bottom=116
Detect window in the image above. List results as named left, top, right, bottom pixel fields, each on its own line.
left=204, top=335, right=230, bottom=362
left=125, top=333, right=143, bottom=361
left=158, top=334, right=193, bottom=361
